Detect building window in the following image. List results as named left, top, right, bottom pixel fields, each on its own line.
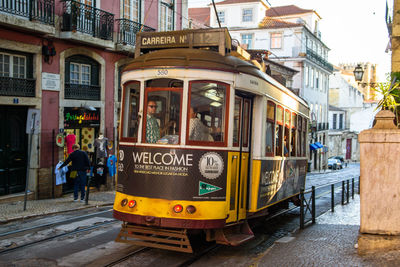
left=242, top=8, right=252, bottom=22
left=241, top=34, right=253, bottom=49
left=123, top=0, right=140, bottom=22
left=217, top=10, right=225, bottom=24
left=304, top=65, right=309, bottom=87
left=310, top=68, right=314, bottom=88
left=0, top=53, right=26, bottom=78
left=160, top=0, right=173, bottom=31
left=316, top=71, right=319, bottom=89
left=70, top=63, right=91, bottom=85
left=270, top=32, right=282, bottom=49
left=333, top=114, right=337, bottom=129
left=339, top=114, right=343, bottom=129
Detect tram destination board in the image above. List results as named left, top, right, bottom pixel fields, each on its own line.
left=135, top=28, right=232, bottom=57
left=117, top=146, right=228, bottom=201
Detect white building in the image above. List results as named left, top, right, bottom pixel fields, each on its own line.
left=199, top=1, right=332, bottom=170
left=328, top=66, right=378, bottom=162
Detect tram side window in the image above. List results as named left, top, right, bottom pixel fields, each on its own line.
left=144, top=80, right=182, bottom=144
left=291, top=113, right=297, bottom=157
left=121, top=82, right=140, bottom=140
left=275, top=106, right=283, bottom=156
left=297, top=116, right=302, bottom=156
left=233, top=97, right=241, bottom=147
left=266, top=101, right=275, bottom=156
left=284, top=110, right=290, bottom=157
left=188, top=81, right=227, bottom=144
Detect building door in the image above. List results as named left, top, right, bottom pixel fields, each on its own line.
left=346, top=139, right=352, bottom=160
left=0, top=106, right=28, bottom=195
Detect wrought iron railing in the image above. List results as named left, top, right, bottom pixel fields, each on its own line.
left=0, top=77, right=35, bottom=97
left=306, top=48, right=334, bottom=72
left=0, top=0, right=55, bottom=25
left=116, top=18, right=155, bottom=46
left=61, top=0, right=114, bottom=41
left=65, top=83, right=100, bottom=100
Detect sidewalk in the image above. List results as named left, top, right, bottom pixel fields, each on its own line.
left=255, top=195, right=400, bottom=266
left=0, top=190, right=115, bottom=224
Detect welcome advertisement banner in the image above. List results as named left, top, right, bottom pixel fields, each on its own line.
left=117, top=146, right=228, bottom=201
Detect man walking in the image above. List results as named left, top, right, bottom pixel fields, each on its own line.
left=59, top=144, right=90, bottom=202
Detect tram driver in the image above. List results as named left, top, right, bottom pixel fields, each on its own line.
left=146, top=99, right=174, bottom=143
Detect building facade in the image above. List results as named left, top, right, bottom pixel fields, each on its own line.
left=328, top=66, right=377, bottom=162
left=190, top=1, right=333, bottom=170
left=0, top=0, right=188, bottom=199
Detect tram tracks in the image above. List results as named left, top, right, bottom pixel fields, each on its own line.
left=0, top=207, right=116, bottom=256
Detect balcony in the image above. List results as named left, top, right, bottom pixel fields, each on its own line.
left=0, top=77, right=35, bottom=97
left=0, top=0, right=55, bottom=35
left=65, top=83, right=100, bottom=100
left=317, top=122, right=329, bottom=131
left=306, top=48, right=333, bottom=73
left=116, top=18, right=155, bottom=47
left=61, top=0, right=114, bottom=48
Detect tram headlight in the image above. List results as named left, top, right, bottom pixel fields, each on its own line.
left=128, top=200, right=136, bottom=208
left=186, top=205, right=196, bottom=214
left=173, top=204, right=183, bottom=213
left=121, top=199, right=128, bottom=207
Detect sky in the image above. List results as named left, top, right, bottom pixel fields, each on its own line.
left=188, top=0, right=392, bottom=82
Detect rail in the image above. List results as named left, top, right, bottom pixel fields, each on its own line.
left=61, top=0, right=114, bottom=41
left=116, top=18, right=155, bottom=46
left=0, top=76, right=35, bottom=97
left=300, top=176, right=360, bottom=229
left=0, top=0, right=55, bottom=25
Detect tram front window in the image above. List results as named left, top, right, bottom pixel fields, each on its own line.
left=144, top=80, right=182, bottom=144
left=188, top=81, right=227, bottom=144
left=121, top=82, right=140, bottom=140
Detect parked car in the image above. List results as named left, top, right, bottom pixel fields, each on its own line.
left=328, top=158, right=342, bottom=170
left=329, top=156, right=344, bottom=164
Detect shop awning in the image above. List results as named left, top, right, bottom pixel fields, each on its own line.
left=314, top=142, right=323, bottom=148
left=309, top=143, right=318, bottom=150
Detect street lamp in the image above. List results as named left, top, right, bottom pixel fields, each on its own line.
left=353, top=64, right=364, bottom=82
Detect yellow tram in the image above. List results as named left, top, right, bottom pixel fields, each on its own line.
left=113, top=28, right=309, bottom=252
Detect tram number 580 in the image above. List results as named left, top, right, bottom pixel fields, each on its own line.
left=156, top=69, right=168, bottom=76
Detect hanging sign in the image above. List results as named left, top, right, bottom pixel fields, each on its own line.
left=64, top=107, right=100, bottom=127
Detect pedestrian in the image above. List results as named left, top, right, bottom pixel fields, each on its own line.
left=58, top=144, right=90, bottom=202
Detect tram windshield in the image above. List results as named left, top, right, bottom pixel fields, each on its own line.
left=187, top=81, right=227, bottom=145
left=144, top=79, right=182, bottom=145
left=121, top=82, right=140, bottom=140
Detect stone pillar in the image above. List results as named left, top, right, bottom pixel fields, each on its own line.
left=358, top=110, right=400, bottom=254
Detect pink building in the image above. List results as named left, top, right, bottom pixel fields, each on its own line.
left=0, top=0, right=188, bottom=200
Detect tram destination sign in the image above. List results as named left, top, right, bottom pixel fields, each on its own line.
left=135, top=28, right=232, bottom=57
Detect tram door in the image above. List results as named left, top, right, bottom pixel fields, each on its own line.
left=227, top=95, right=252, bottom=222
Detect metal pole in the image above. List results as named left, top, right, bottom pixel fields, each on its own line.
left=358, top=176, right=360, bottom=194
left=24, top=113, right=36, bottom=211
left=300, top=190, right=304, bottom=229
left=352, top=178, right=354, bottom=199
left=341, top=181, right=345, bottom=205
left=311, top=186, right=315, bottom=224
left=347, top=180, right=350, bottom=204
left=52, top=129, right=55, bottom=198
left=85, top=166, right=92, bottom=205
left=331, top=184, right=334, bottom=212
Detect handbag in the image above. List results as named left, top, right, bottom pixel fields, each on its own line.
left=70, top=170, right=77, bottom=178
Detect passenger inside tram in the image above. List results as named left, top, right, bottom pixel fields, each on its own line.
left=188, top=107, right=215, bottom=141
